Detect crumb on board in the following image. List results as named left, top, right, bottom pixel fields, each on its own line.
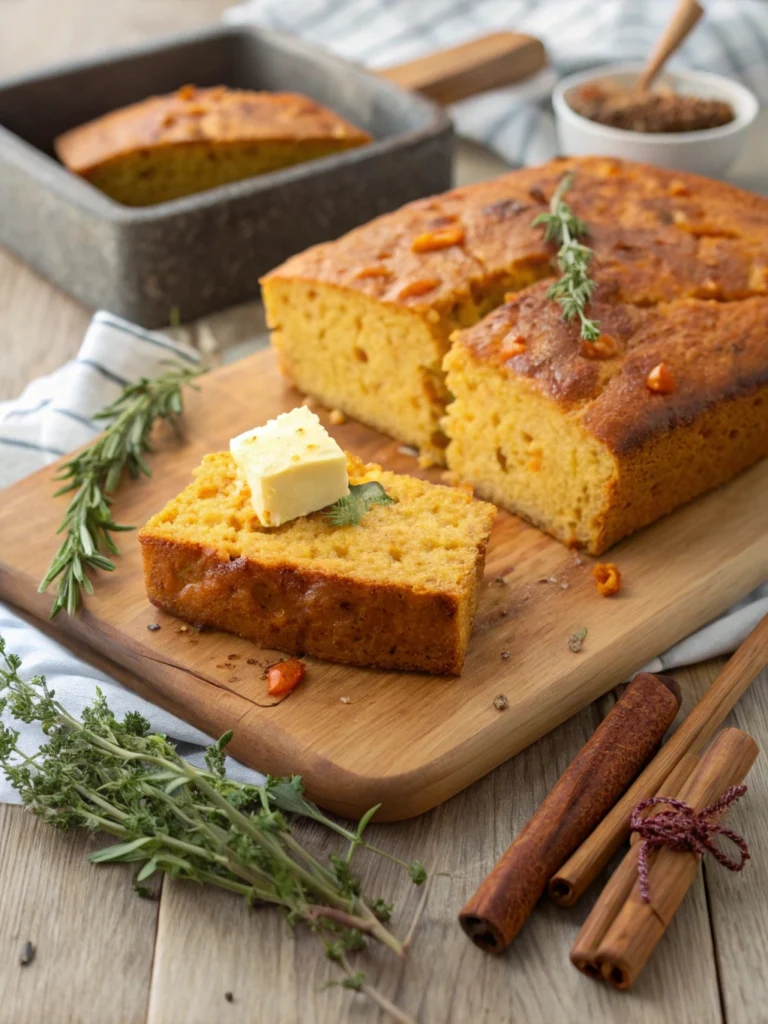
left=340, top=696, right=351, bottom=704
left=328, top=408, right=346, bottom=425
left=593, top=562, right=622, bottom=597
left=568, top=627, right=588, bottom=653
left=20, top=941, right=35, bottom=967
left=501, top=650, right=511, bottom=660
left=397, top=444, right=419, bottom=458
left=493, top=694, right=509, bottom=711
left=147, top=623, right=161, bottom=632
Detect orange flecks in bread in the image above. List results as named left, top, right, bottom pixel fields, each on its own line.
left=262, top=155, right=768, bottom=518
left=355, top=265, right=392, bottom=280
left=397, top=277, right=443, bottom=300
left=139, top=452, right=496, bottom=675
left=593, top=562, right=622, bottom=597
left=646, top=362, right=676, bottom=394
left=583, top=334, right=619, bottom=359
left=411, top=225, right=466, bottom=253
left=54, top=86, right=371, bottom=207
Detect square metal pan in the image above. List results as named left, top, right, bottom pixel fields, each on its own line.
left=0, top=24, right=453, bottom=327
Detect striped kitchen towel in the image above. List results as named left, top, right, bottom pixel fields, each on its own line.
left=1, top=311, right=766, bottom=802
left=227, top=0, right=768, bottom=167
left=0, top=313, right=266, bottom=802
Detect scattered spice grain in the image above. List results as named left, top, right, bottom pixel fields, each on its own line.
left=20, top=941, right=35, bottom=966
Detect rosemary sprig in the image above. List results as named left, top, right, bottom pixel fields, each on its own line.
left=39, top=366, right=201, bottom=618
left=533, top=172, right=601, bottom=342
left=0, top=639, right=426, bottom=1023
left=325, top=481, right=396, bottom=527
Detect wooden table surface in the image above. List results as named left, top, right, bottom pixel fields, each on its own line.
left=1, top=3, right=767, bottom=1022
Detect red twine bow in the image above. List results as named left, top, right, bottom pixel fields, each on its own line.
left=630, top=785, right=750, bottom=904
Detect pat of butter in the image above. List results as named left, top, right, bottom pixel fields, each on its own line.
left=230, top=407, right=349, bottom=527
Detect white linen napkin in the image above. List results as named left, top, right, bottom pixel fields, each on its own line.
left=1, top=312, right=765, bottom=804
left=226, top=0, right=768, bottom=168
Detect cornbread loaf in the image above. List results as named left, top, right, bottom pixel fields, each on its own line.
left=139, top=454, right=496, bottom=675
left=444, top=284, right=768, bottom=554
left=261, top=157, right=768, bottom=465
left=55, top=85, right=371, bottom=206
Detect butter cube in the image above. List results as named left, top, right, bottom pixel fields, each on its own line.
left=230, top=407, right=349, bottom=527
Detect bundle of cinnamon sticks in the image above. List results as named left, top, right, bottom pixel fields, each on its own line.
left=459, top=610, right=768, bottom=988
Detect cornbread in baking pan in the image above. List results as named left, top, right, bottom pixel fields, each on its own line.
left=444, top=284, right=768, bottom=554
left=261, top=156, right=768, bottom=465
left=139, top=454, right=496, bottom=675
left=55, top=86, right=371, bottom=206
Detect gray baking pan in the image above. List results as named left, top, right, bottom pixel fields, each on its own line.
left=0, top=24, right=453, bottom=327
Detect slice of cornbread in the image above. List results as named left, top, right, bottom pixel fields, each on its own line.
left=139, top=454, right=496, bottom=675
left=443, top=284, right=768, bottom=554
left=55, top=86, right=371, bottom=207
left=261, top=157, right=768, bottom=465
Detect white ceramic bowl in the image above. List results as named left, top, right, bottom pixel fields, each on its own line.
left=553, top=63, right=759, bottom=178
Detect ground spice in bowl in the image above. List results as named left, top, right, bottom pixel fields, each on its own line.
left=568, top=80, right=735, bottom=133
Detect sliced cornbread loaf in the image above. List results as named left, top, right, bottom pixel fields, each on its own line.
left=55, top=86, right=371, bottom=207
left=443, top=284, right=768, bottom=554
left=261, top=157, right=768, bottom=464
left=139, top=454, right=496, bottom=675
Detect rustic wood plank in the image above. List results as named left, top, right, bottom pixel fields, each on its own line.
left=0, top=804, right=160, bottom=1024
left=1, top=347, right=765, bottom=820
left=686, top=662, right=768, bottom=1024
left=145, top=672, right=723, bottom=1024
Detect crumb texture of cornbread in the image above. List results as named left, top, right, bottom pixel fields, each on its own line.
left=444, top=286, right=768, bottom=554
left=261, top=156, right=768, bottom=464
left=139, top=454, right=496, bottom=675
left=55, top=86, right=371, bottom=206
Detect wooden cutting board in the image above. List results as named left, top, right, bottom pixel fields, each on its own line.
left=1, top=349, right=766, bottom=820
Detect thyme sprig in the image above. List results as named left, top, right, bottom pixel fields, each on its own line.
left=0, top=639, right=426, bottom=1023
left=533, top=172, right=601, bottom=342
left=325, top=481, right=396, bottom=527
left=39, top=366, right=201, bottom=618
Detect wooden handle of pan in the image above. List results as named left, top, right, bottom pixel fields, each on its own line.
left=378, top=31, right=548, bottom=105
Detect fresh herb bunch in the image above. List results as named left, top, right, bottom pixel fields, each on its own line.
left=533, top=172, right=601, bottom=342
left=325, top=481, right=396, bottom=527
left=0, top=639, right=426, bottom=1023
left=39, top=366, right=201, bottom=618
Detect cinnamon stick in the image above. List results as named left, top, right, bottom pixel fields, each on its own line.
left=550, top=611, right=768, bottom=907
left=570, top=752, right=699, bottom=978
left=596, top=727, right=758, bottom=989
left=458, top=672, right=681, bottom=952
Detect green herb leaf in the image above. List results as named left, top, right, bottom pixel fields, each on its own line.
left=38, top=365, right=202, bottom=618
left=533, top=172, right=601, bottom=342
left=0, top=638, right=430, bottom=1023
left=408, top=861, right=427, bottom=885
left=324, top=482, right=396, bottom=528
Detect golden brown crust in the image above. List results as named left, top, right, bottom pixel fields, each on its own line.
left=138, top=451, right=495, bottom=675
left=140, top=535, right=477, bottom=674
left=55, top=86, right=370, bottom=175
left=453, top=285, right=768, bottom=457
left=262, top=156, right=768, bottom=313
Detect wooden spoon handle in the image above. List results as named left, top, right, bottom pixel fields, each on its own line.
left=379, top=31, right=548, bottom=105
left=637, top=0, right=704, bottom=92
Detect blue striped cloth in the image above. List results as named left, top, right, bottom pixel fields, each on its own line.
left=2, top=312, right=767, bottom=805
left=227, top=0, right=768, bottom=167
left=0, top=314, right=266, bottom=803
